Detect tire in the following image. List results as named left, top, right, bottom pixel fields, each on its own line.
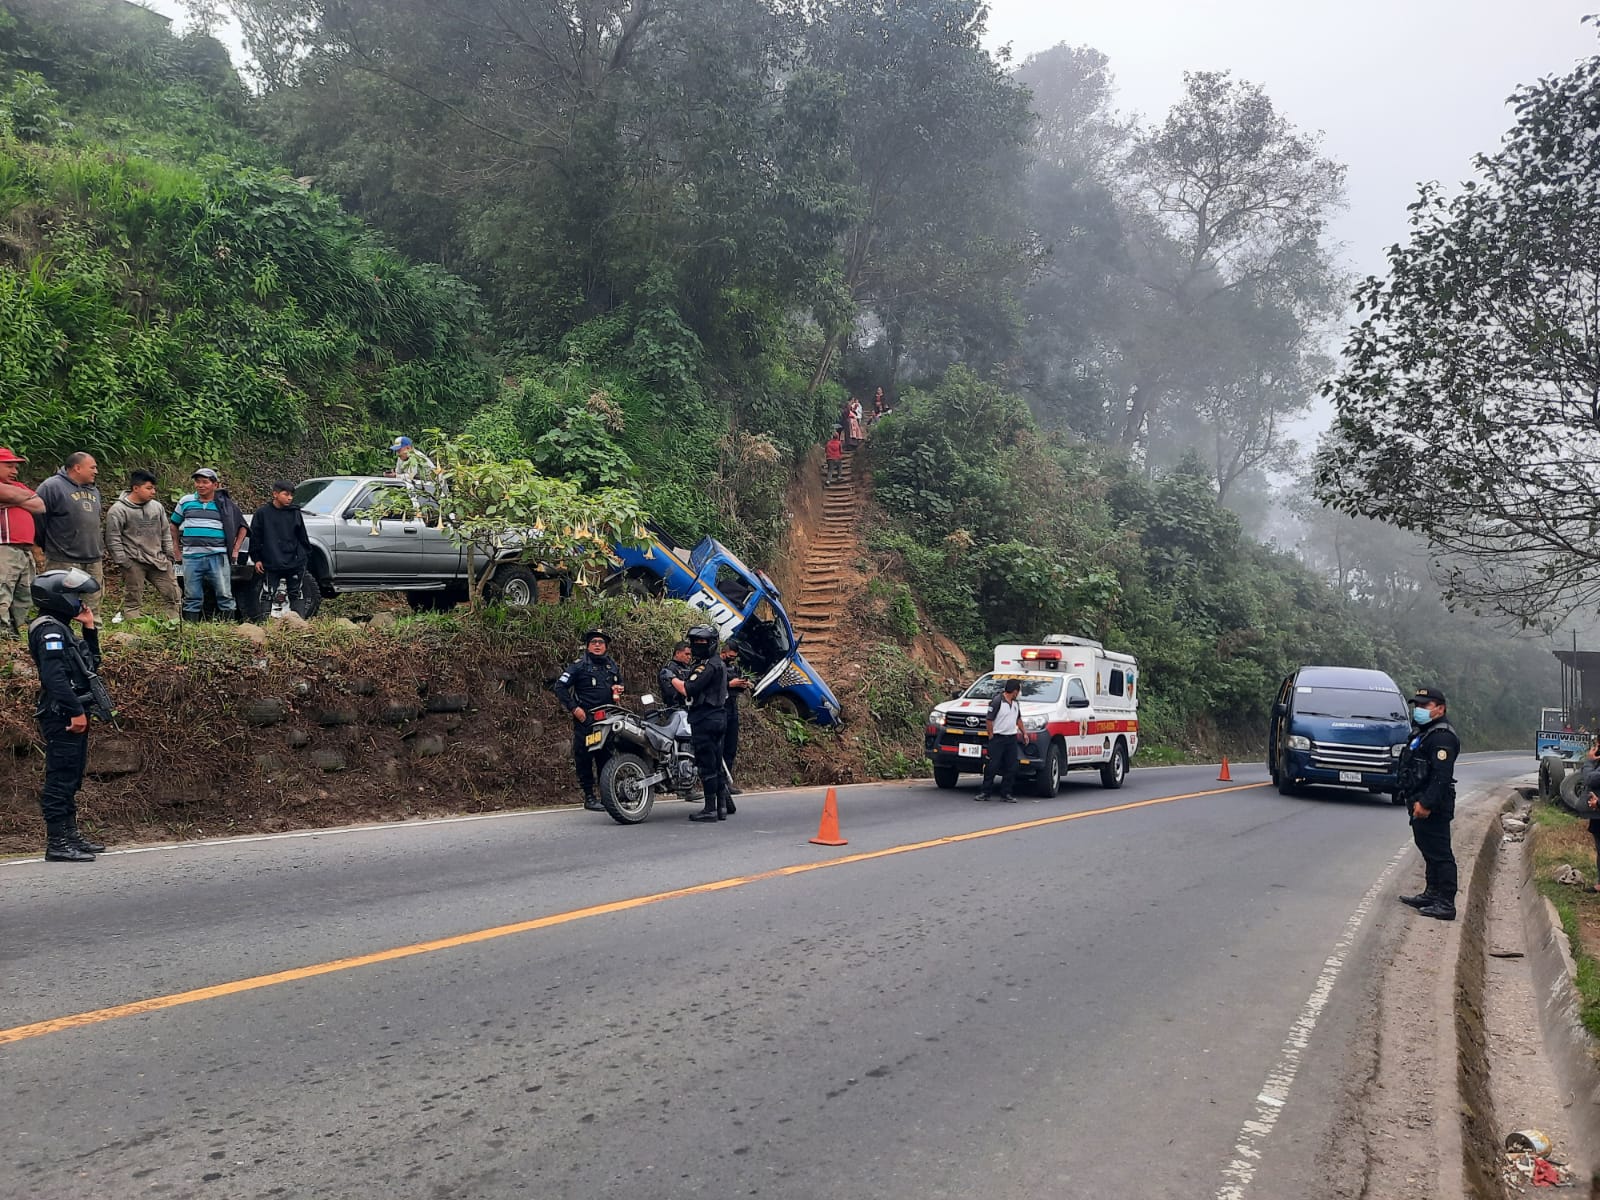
left=295, top=578, right=324, bottom=618
left=405, top=590, right=456, bottom=612
left=1099, top=740, right=1128, bottom=789
left=932, top=765, right=960, bottom=789
left=488, top=563, right=538, bottom=608
left=1268, top=755, right=1280, bottom=785
left=1277, top=774, right=1302, bottom=797
left=599, top=752, right=656, bottom=825
left=762, top=693, right=804, bottom=721
left=1033, top=740, right=1063, bottom=798
left=1543, top=755, right=1566, bottom=800
left=1390, top=790, right=1407, bottom=806
left=601, top=572, right=663, bottom=600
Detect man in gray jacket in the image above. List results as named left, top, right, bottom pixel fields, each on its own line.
left=106, top=470, right=179, bottom=620
left=35, top=452, right=104, bottom=586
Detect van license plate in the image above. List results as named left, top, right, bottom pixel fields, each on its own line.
left=1338, top=770, right=1362, bottom=783
left=958, top=743, right=982, bottom=759
left=585, top=731, right=605, bottom=748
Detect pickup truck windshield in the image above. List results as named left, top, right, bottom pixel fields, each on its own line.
left=1294, top=687, right=1407, bottom=721
left=293, top=479, right=352, bottom=515
left=964, top=675, right=1064, bottom=703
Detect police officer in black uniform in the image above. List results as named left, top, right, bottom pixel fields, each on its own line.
left=679, top=624, right=732, bottom=822
left=553, top=629, right=623, bottom=812
left=658, top=642, right=692, bottom=709
left=27, top=568, right=111, bottom=862
left=1396, top=686, right=1460, bottom=920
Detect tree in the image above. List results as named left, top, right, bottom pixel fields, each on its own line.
left=1318, top=36, right=1600, bottom=628
left=1120, top=71, right=1345, bottom=449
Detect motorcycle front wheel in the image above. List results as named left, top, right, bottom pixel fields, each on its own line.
left=599, top=752, right=656, bottom=824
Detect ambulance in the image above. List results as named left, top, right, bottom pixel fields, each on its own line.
left=923, top=635, right=1139, bottom=796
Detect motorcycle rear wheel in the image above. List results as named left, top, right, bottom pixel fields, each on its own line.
left=600, top=752, right=656, bottom=825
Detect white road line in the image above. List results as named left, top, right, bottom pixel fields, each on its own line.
left=1213, top=841, right=1411, bottom=1200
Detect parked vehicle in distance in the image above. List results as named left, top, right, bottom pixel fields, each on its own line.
left=1267, top=666, right=1410, bottom=802
left=925, top=635, right=1139, bottom=796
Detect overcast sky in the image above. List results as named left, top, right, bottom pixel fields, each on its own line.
left=987, top=0, right=1592, bottom=281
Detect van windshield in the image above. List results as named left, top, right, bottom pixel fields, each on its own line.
left=963, top=674, right=1064, bottom=703
left=1294, top=687, right=1407, bottom=721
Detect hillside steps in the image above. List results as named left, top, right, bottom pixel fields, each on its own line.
left=790, top=449, right=864, bottom=653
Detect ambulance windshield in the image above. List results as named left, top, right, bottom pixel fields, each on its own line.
left=962, top=674, right=1063, bottom=703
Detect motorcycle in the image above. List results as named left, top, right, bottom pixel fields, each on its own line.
left=585, top=695, right=703, bottom=824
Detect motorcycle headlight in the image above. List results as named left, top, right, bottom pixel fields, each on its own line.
left=1022, top=715, right=1048, bottom=732
left=1287, top=735, right=1311, bottom=751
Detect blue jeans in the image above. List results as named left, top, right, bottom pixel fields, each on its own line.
left=182, top=552, right=235, bottom=615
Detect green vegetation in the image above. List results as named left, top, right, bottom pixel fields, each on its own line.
left=0, top=0, right=1565, bottom=757
left=1530, top=802, right=1600, bottom=1039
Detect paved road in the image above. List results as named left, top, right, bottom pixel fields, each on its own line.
left=1, top=753, right=1526, bottom=1199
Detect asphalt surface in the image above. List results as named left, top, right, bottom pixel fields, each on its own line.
left=0, top=752, right=1527, bottom=1199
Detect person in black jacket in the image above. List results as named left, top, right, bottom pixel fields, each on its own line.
left=553, top=629, right=624, bottom=811
left=721, top=642, right=749, bottom=795
left=27, top=568, right=111, bottom=862
left=658, top=642, right=692, bottom=710
left=1396, top=686, right=1461, bottom=920
left=679, top=624, right=731, bottom=822
left=249, top=482, right=314, bottom=616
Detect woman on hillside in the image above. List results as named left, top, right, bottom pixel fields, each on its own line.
left=845, top=397, right=865, bottom=448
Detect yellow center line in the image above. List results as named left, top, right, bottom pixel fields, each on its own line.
left=0, top=781, right=1265, bottom=1046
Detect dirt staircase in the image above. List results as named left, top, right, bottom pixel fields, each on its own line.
left=789, top=449, right=862, bottom=656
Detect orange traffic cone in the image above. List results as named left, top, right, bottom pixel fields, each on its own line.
left=1218, top=757, right=1232, bottom=782
left=809, top=786, right=848, bottom=846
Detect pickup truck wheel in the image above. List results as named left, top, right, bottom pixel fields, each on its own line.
left=599, top=753, right=656, bottom=824
left=405, top=591, right=455, bottom=612
left=1099, top=741, right=1128, bottom=789
left=489, top=564, right=538, bottom=608
left=602, top=572, right=663, bottom=600
left=1032, top=740, right=1063, bottom=797
left=762, top=693, right=804, bottom=721
left=294, top=579, right=323, bottom=618
left=932, top=765, right=960, bottom=789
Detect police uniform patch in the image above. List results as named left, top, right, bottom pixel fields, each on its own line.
left=42, top=635, right=65, bottom=653
left=1436, top=749, right=1448, bottom=759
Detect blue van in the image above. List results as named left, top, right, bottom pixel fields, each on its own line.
left=1267, top=666, right=1410, bottom=802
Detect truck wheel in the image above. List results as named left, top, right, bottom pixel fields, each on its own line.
left=602, top=572, right=662, bottom=599
left=1277, top=774, right=1303, bottom=797
left=405, top=591, right=455, bottom=612
left=489, top=563, right=538, bottom=608
left=762, top=693, right=804, bottom=721
left=599, top=753, right=656, bottom=824
left=294, top=579, right=324, bottom=619
left=1099, top=741, right=1128, bottom=789
left=932, top=765, right=960, bottom=789
left=1033, top=740, right=1062, bottom=798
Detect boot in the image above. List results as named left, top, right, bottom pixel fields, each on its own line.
left=715, top=788, right=727, bottom=821
left=1417, top=898, right=1456, bottom=921
left=45, top=837, right=95, bottom=863
left=583, top=792, right=604, bottom=812
left=1399, top=891, right=1434, bottom=909
left=689, top=800, right=720, bottom=823
left=70, top=826, right=106, bottom=854
left=723, top=793, right=736, bottom=816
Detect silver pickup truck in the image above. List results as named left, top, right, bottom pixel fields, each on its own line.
left=205, top=476, right=546, bottom=618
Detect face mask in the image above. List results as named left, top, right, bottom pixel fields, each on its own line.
left=1412, top=707, right=1433, bottom=725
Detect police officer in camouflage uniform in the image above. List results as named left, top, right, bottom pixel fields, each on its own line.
left=1396, top=686, right=1460, bottom=921
left=553, top=629, right=623, bottom=811
left=27, top=568, right=111, bottom=862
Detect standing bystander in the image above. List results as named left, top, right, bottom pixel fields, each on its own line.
left=824, top=430, right=844, bottom=486
left=0, top=446, right=44, bottom=634
left=35, top=452, right=104, bottom=585
left=105, top=470, right=180, bottom=621
left=171, top=468, right=246, bottom=620
left=249, top=482, right=314, bottom=615
left=978, top=678, right=1024, bottom=803
left=721, top=642, right=748, bottom=797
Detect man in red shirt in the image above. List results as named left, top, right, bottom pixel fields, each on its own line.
left=0, top=446, right=45, bottom=635
left=824, top=430, right=844, bottom=487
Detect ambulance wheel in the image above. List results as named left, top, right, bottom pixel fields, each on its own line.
left=1099, top=741, right=1128, bottom=789
left=1032, top=741, right=1062, bottom=798
left=932, top=765, right=960, bottom=789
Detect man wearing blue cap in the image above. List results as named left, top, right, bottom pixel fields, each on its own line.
left=388, top=436, right=438, bottom=484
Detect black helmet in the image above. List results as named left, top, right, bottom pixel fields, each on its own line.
left=31, top=567, right=101, bottom=620
left=582, top=628, right=610, bottom=649
left=687, top=623, right=719, bottom=659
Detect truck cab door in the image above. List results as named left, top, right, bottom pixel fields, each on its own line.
left=333, top=483, right=424, bottom=582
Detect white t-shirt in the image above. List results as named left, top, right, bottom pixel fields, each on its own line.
left=990, top=696, right=1021, bottom=736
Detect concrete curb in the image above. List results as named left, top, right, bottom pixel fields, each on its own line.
left=1519, top=813, right=1600, bottom=1190
left=1450, top=785, right=1513, bottom=1199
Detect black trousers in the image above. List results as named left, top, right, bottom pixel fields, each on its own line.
left=983, top=733, right=1022, bottom=797
left=1411, top=815, right=1457, bottom=900
left=1589, top=817, right=1600, bottom=877
left=723, top=701, right=740, bottom=770
left=38, top=722, right=88, bottom=836
left=690, top=710, right=728, bottom=803
left=570, top=721, right=608, bottom=796
left=264, top=568, right=305, bottom=611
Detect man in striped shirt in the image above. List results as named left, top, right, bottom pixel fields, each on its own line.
left=171, top=468, right=246, bottom=619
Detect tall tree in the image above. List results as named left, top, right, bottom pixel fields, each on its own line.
left=1120, top=70, right=1345, bottom=449
left=1318, top=36, right=1600, bottom=628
